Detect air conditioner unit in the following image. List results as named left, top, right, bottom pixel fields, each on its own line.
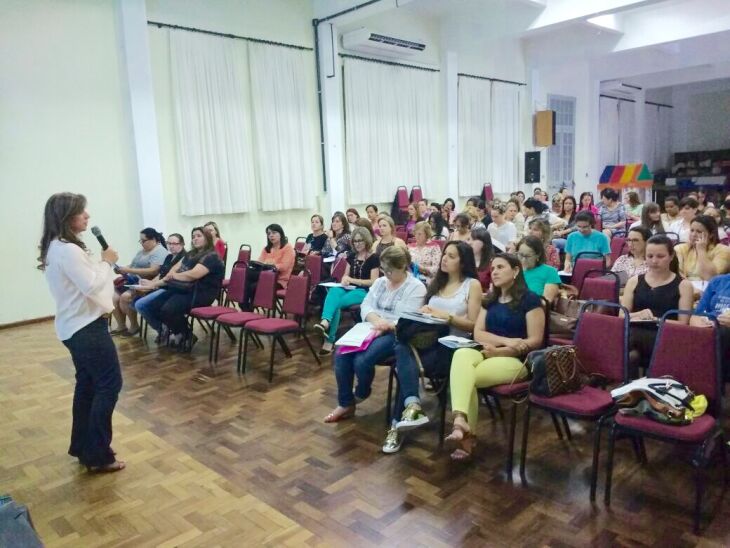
left=600, top=80, right=642, bottom=98
left=341, top=27, right=426, bottom=58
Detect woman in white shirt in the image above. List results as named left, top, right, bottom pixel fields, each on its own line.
left=39, top=193, right=125, bottom=473
left=487, top=202, right=517, bottom=250
left=324, top=246, right=426, bottom=426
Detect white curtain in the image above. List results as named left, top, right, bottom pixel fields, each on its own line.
left=457, top=77, right=492, bottom=197
left=248, top=43, right=319, bottom=211
left=618, top=100, right=637, bottom=163
left=490, top=82, right=521, bottom=194
left=169, top=30, right=255, bottom=215
left=599, top=96, right=619, bottom=168
left=343, top=57, right=439, bottom=204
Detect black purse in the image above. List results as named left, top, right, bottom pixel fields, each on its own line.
left=396, top=317, right=453, bottom=379
left=165, top=280, right=194, bottom=294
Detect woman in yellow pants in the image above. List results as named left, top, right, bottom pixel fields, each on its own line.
left=447, top=254, right=545, bottom=461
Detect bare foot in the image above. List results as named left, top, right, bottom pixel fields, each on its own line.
left=323, top=405, right=355, bottom=423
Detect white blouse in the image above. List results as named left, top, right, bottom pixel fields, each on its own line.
left=44, top=239, right=115, bottom=341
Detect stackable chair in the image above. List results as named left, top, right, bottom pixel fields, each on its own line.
left=396, top=185, right=409, bottom=216
left=214, top=270, right=278, bottom=366
left=571, top=252, right=607, bottom=293
left=610, top=235, right=628, bottom=264
left=520, top=301, right=630, bottom=501
left=222, top=244, right=251, bottom=304
left=579, top=270, right=620, bottom=306
left=240, top=271, right=320, bottom=382
left=330, top=256, right=347, bottom=282
left=604, top=311, right=726, bottom=533
left=187, top=261, right=247, bottom=362
left=482, top=183, right=494, bottom=202
left=410, top=185, right=423, bottom=204
left=395, top=225, right=408, bottom=242
left=294, top=237, right=307, bottom=254
left=277, top=254, right=322, bottom=315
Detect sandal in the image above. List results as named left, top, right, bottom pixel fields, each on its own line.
left=87, top=460, right=126, bottom=474
left=121, top=327, right=140, bottom=337
left=314, top=322, right=329, bottom=337
left=110, top=328, right=128, bottom=336
left=445, top=419, right=475, bottom=462
left=323, top=406, right=355, bottom=423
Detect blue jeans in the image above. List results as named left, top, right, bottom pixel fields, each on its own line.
left=134, top=289, right=168, bottom=332
left=552, top=238, right=567, bottom=251
left=333, top=333, right=421, bottom=416
left=62, top=316, right=122, bottom=467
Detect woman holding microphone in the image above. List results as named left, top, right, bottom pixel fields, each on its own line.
left=38, top=193, right=125, bottom=473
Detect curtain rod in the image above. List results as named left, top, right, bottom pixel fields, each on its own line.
left=340, top=53, right=440, bottom=73
left=147, top=21, right=313, bottom=51
left=600, top=94, right=673, bottom=109
left=458, top=72, right=526, bottom=87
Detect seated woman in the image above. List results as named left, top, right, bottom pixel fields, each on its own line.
left=675, top=215, right=730, bottom=281
left=624, top=191, right=644, bottom=223
left=522, top=198, right=563, bottom=237
left=346, top=208, right=360, bottom=225
left=353, top=217, right=375, bottom=239
left=321, top=211, right=352, bottom=258
left=630, top=202, right=665, bottom=234
left=599, top=188, right=627, bottom=238
left=324, top=246, right=426, bottom=423
left=409, top=221, right=441, bottom=285
left=516, top=236, right=561, bottom=302
left=620, top=235, right=693, bottom=369
left=551, top=195, right=577, bottom=252
left=449, top=213, right=471, bottom=242
left=703, top=207, right=729, bottom=243
left=506, top=199, right=526, bottom=235
left=428, top=211, right=450, bottom=240
left=667, top=196, right=699, bottom=243
left=470, top=228, right=494, bottom=292
left=487, top=202, right=517, bottom=251
left=204, top=221, right=226, bottom=260
left=315, top=227, right=379, bottom=355
left=443, top=198, right=457, bottom=226
left=142, top=227, right=225, bottom=347
left=111, top=228, right=170, bottom=336
left=134, top=233, right=186, bottom=342
left=611, top=226, right=651, bottom=285
left=302, top=214, right=327, bottom=255
left=384, top=241, right=483, bottom=453
left=464, top=206, right=486, bottom=231
left=528, top=218, right=560, bottom=269
left=447, top=254, right=545, bottom=461
left=578, top=191, right=599, bottom=218
left=372, top=214, right=407, bottom=255
left=405, top=203, right=420, bottom=239
left=365, top=204, right=381, bottom=236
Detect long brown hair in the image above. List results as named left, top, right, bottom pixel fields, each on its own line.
left=187, top=226, right=215, bottom=261
left=37, top=193, right=87, bottom=271
left=483, top=253, right=528, bottom=310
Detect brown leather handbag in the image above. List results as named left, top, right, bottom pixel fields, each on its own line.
left=528, top=345, right=586, bottom=397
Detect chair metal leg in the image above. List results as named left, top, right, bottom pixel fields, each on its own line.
left=268, top=336, right=276, bottom=382
left=438, top=382, right=447, bottom=448
left=483, top=392, right=496, bottom=419
left=604, top=422, right=617, bottom=506
left=386, top=367, right=395, bottom=426
left=494, top=397, right=504, bottom=420
left=207, top=322, right=216, bottom=363
left=239, top=330, right=249, bottom=375
left=562, top=416, right=572, bottom=441
left=519, top=401, right=532, bottom=484
left=223, top=324, right=236, bottom=343
left=694, top=461, right=704, bottom=535
left=506, top=400, right=518, bottom=481
left=277, top=336, right=292, bottom=358
left=551, top=413, right=564, bottom=440
left=590, top=416, right=607, bottom=502
left=301, top=332, right=321, bottom=365
left=214, top=323, right=223, bottom=364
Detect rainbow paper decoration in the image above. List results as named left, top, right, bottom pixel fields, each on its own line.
left=598, top=163, right=653, bottom=189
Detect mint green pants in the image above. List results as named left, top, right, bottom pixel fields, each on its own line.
left=321, top=287, right=367, bottom=343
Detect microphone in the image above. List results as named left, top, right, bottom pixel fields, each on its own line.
left=91, top=226, right=109, bottom=250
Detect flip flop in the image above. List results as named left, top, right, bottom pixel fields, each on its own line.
left=323, top=407, right=355, bottom=423
left=110, top=328, right=128, bottom=336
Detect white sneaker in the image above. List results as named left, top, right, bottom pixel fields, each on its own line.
left=395, top=403, right=430, bottom=432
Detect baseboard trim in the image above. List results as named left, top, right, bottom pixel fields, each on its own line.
left=0, top=316, right=54, bottom=330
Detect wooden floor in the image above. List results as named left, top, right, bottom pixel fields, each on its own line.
left=2, top=321, right=730, bottom=547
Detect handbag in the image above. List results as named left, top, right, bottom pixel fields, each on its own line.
left=611, top=377, right=706, bottom=425
left=528, top=345, right=586, bottom=397
left=396, top=316, right=451, bottom=350
left=549, top=296, right=582, bottom=338
left=165, top=279, right=194, bottom=294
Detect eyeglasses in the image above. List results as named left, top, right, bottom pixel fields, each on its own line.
left=517, top=253, right=537, bottom=260
left=626, top=238, right=642, bottom=242
left=139, top=238, right=150, bottom=244
left=576, top=224, right=592, bottom=230
left=352, top=239, right=364, bottom=244
left=166, top=241, right=181, bottom=246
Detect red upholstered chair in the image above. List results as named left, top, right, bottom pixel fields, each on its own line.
left=483, top=183, right=494, bottom=202
left=579, top=270, right=620, bottom=305
left=604, top=312, right=725, bottom=533
left=213, top=270, right=278, bottom=364
left=396, top=185, right=409, bottom=212
left=571, top=253, right=606, bottom=293
left=610, top=235, right=627, bottom=264
left=519, top=301, right=630, bottom=501
left=241, top=272, right=320, bottom=382
left=330, top=256, right=347, bottom=283
left=410, top=185, right=423, bottom=204
left=395, top=226, right=408, bottom=242
left=188, top=261, right=248, bottom=362
left=222, top=244, right=251, bottom=296
left=276, top=253, right=322, bottom=308
left=294, top=237, right=307, bottom=254
left=594, top=216, right=602, bottom=232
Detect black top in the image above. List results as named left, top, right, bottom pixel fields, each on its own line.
left=485, top=290, right=542, bottom=339
left=347, top=252, right=380, bottom=284
left=159, top=251, right=185, bottom=278
left=633, top=274, right=681, bottom=318
left=180, top=251, right=225, bottom=304
left=374, top=240, right=395, bottom=256
left=305, top=233, right=327, bottom=253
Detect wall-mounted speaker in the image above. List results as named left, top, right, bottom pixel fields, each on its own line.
left=525, top=151, right=540, bottom=184
left=535, top=110, right=556, bottom=147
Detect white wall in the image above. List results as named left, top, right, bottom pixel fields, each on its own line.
left=0, top=0, right=140, bottom=325
left=669, top=79, right=730, bottom=153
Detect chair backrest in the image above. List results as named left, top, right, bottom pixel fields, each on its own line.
left=410, top=185, right=423, bottom=204
left=304, top=254, right=323, bottom=286
left=574, top=302, right=630, bottom=382
left=294, top=237, right=307, bottom=253
left=572, top=254, right=605, bottom=292
left=649, top=312, right=722, bottom=416
left=227, top=260, right=248, bottom=305
left=396, top=186, right=409, bottom=209
left=482, top=183, right=494, bottom=202
left=594, top=215, right=602, bottom=232
left=435, top=239, right=447, bottom=252
left=237, top=244, right=252, bottom=263
left=331, top=256, right=347, bottom=282
left=540, top=296, right=551, bottom=348
left=252, top=270, right=278, bottom=312
left=395, top=226, right=408, bottom=241
left=610, top=235, right=627, bottom=264
left=579, top=270, right=619, bottom=304
left=282, top=271, right=311, bottom=319
left=221, top=243, right=229, bottom=271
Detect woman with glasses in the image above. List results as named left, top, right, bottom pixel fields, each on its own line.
left=134, top=233, right=186, bottom=342
left=110, top=228, right=169, bottom=337
left=516, top=236, right=561, bottom=302
left=324, top=246, right=426, bottom=425
left=314, top=227, right=380, bottom=355
left=564, top=211, right=611, bottom=273
left=611, top=226, right=650, bottom=285
left=447, top=254, right=545, bottom=461
left=409, top=221, right=441, bottom=285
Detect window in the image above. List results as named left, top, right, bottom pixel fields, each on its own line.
left=547, top=95, right=576, bottom=194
